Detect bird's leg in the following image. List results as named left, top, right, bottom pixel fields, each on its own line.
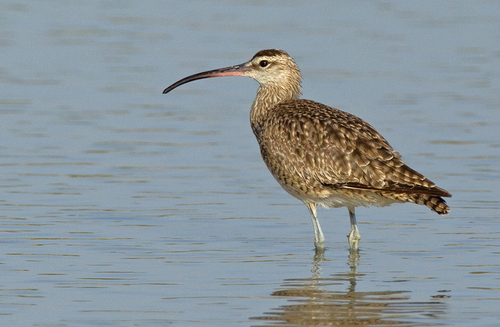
left=306, top=203, right=325, bottom=251
left=347, top=207, right=361, bottom=252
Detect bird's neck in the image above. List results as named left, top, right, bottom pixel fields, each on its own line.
left=250, top=83, right=301, bottom=124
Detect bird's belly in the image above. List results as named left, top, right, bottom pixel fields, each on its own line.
left=274, top=176, right=399, bottom=209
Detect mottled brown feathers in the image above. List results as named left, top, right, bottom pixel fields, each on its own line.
left=412, top=194, right=450, bottom=215
left=252, top=98, right=450, bottom=214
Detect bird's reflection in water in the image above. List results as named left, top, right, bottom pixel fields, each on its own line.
left=251, top=251, right=448, bottom=326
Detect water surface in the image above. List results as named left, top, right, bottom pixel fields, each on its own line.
left=1, top=1, right=499, bottom=326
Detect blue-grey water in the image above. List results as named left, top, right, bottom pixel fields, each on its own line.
left=1, top=1, right=499, bottom=326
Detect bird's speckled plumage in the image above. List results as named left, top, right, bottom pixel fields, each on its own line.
left=163, top=49, right=451, bottom=251
left=254, top=98, right=450, bottom=213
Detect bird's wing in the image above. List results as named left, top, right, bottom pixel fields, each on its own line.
left=261, top=99, right=450, bottom=198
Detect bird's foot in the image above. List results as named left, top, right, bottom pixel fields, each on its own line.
left=314, top=239, right=325, bottom=253
left=347, top=226, right=361, bottom=252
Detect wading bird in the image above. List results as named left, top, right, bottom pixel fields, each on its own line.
left=163, top=49, right=451, bottom=252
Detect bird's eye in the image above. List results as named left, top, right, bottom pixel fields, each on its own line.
left=259, top=60, right=269, bottom=68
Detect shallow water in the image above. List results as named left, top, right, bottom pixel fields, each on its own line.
left=1, top=1, right=499, bottom=326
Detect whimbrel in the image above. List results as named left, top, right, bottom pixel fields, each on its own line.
left=163, top=49, right=451, bottom=252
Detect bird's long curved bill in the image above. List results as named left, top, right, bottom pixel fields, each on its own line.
left=163, top=63, right=249, bottom=94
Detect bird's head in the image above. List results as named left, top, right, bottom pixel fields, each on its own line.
left=163, top=49, right=302, bottom=98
